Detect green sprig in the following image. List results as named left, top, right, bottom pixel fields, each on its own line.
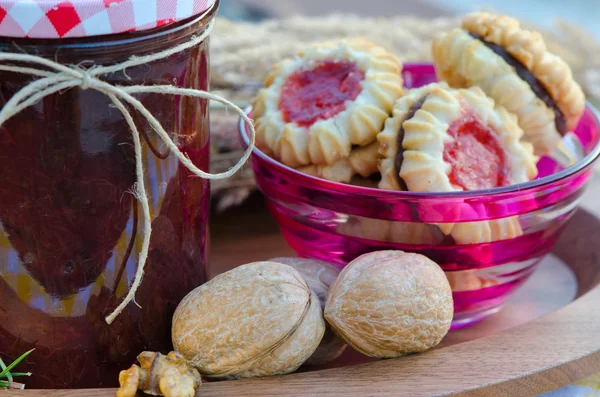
left=0, top=349, right=34, bottom=389
left=0, top=356, right=12, bottom=382
left=9, top=372, right=32, bottom=377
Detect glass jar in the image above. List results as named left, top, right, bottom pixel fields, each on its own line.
left=0, top=1, right=218, bottom=389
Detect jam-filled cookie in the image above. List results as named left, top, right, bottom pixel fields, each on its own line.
left=432, top=12, right=585, bottom=155
left=446, top=270, right=499, bottom=291
left=377, top=82, right=537, bottom=243
left=297, top=141, right=379, bottom=183
left=450, top=217, right=525, bottom=245
left=252, top=38, right=404, bottom=168
left=336, top=216, right=445, bottom=245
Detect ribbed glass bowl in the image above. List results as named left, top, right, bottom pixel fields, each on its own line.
left=239, top=63, right=600, bottom=328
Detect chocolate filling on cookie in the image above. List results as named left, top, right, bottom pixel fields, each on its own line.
left=469, top=33, right=567, bottom=135
left=395, top=95, right=428, bottom=190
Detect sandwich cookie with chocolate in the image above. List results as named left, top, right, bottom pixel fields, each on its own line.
left=377, top=82, right=538, bottom=243
left=432, top=12, right=585, bottom=156
left=252, top=38, right=404, bottom=170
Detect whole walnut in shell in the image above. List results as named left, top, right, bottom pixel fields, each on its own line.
left=269, top=257, right=347, bottom=365
left=324, top=251, right=453, bottom=358
left=172, top=261, right=325, bottom=379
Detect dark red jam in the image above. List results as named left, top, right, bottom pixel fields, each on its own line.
left=279, top=60, right=364, bottom=127
left=0, top=9, right=214, bottom=389
left=443, top=111, right=511, bottom=190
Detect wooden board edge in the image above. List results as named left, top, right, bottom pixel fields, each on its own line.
left=451, top=351, right=600, bottom=397
left=13, top=281, right=600, bottom=397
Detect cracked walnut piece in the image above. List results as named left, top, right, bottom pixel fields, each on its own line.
left=116, top=351, right=201, bottom=397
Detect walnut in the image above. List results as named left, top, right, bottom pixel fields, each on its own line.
left=172, top=261, right=325, bottom=379
left=268, top=257, right=347, bottom=365
left=325, top=251, right=453, bottom=358
left=116, top=351, right=201, bottom=397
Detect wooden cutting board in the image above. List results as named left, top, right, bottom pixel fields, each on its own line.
left=11, top=174, right=600, bottom=397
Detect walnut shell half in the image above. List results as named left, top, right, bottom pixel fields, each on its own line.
left=172, top=261, right=325, bottom=379
left=269, top=257, right=347, bottom=365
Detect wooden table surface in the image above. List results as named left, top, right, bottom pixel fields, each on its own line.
left=9, top=2, right=600, bottom=391
left=12, top=173, right=600, bottom=396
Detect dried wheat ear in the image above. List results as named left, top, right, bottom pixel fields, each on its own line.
left=210, top=14, right=600, bottom=100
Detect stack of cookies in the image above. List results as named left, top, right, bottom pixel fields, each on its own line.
left=252, top=38, right=403, bottom=183
left=251, top=11, right=586, bottom=244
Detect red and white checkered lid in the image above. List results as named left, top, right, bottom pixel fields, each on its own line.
left=0, top=0, right=216, bottom=39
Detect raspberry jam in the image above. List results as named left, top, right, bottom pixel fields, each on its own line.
left=0, top=8, right=215, bottom=390
left=279, top=60, right=364, bottom=127
left=444, top=114, right=511, bottom=190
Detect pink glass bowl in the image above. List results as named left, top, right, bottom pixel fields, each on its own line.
left=239, top=63, right=600, bottom=329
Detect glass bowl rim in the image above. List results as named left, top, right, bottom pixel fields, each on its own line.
left=238, top=103, right=600, bottom=199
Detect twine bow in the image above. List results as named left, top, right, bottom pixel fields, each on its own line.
left=0, top=19, right=256, bottom=324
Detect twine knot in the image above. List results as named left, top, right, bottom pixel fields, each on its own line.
left=0, top=19, right=256, bottom=325
left=80, top=72, right=93, bottom=90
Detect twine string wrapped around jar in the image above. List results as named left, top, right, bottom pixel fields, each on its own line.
left=0, top=19, right=256, bottom=325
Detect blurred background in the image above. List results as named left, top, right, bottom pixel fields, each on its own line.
left=219, top=0, right=600, bottom=38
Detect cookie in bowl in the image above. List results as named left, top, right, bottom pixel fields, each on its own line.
left=240, top=62, right=600, bottom=328
left=432, top=12, right=585, bottom=156
left=252, top=38, right=404, bottom=168
left=297, top=141, right=379, bottom=183
left=377, top=82, right=538, bottom=243
left=336, top=216, right=445, bottom=245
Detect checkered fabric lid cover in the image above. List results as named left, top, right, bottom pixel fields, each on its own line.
left=0, top=0, right=216, bottom=39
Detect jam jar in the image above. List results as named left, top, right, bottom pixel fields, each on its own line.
left=0, top=0, right=218, bottom=389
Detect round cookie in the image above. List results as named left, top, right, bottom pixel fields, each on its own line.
left=252, top=38, right=404, bottom=168
left=432, top=12, right=585, bottom=156
left=450, top=217, right=525, bottom=245
left=377, top=82, right=537, bottom=243
left=445, top=270, right=499, bottom=291
left=336, top=216, right=445, bottom=245
left=297, top=141, right=379, bottom=183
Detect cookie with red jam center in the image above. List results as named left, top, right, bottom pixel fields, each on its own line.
left=432, top=12, right=585, bottom=156
left=252, top=38, right=404, bottom=169
left=297, top=141, right=379, bottom=184
left=378, top=83, right=538, bottom=243
left=279, top=60, right=364, bottom=128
